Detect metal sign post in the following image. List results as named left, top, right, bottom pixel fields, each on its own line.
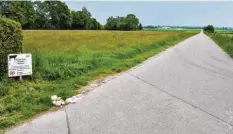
left=8, top=53, right=32, bottom=79
left=19, top=73, right=22, bottom=81
left=19, top=52, right=22, bottom=81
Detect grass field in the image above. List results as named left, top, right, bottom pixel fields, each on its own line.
left=143, top=28, right=201, bottom=32
left=23, top=30, right=184, bottom=53
left=215, top=29, right=233, bottom=34
left=0, top=30, right=197, bottom=131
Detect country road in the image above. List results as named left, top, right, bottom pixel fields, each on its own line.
left=7, top=32, right=233, bottom=134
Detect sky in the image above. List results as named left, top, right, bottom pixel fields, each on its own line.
left=65, top=1, right=233, bottom=27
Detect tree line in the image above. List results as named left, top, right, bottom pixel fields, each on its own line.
left=0, top=1, right=142, bottom=31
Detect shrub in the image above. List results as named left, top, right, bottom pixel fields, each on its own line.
left=0, top=16, right=23, bottom=75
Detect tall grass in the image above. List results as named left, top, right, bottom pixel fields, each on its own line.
left=0, top=30, right=197, bottom=130
left=209, top=33, right=233, bottom=57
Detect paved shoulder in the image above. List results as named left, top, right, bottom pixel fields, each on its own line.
left=7, top=33, right=233, bottom=134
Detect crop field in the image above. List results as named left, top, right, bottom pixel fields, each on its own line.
left=23, top=30, right=184, bottom=53
left=0, top=30, right=197, bottom=130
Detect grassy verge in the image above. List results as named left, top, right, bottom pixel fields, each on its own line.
left=208, top=33, right=233, bottom=57
left=0, top=31, right=197, bottom=131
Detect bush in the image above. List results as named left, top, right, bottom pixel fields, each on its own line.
left=0, top=17, right=23, bottom=75
left=203, top=25, right=215, bottom=33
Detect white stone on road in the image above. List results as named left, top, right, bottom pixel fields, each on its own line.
left=6, top=32, right=233, bottom=134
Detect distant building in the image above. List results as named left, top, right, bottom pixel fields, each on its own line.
left=161, top=27, right=171, bottom=29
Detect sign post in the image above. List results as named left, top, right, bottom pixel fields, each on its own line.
left=19, top=73, right=22, bottom=81
left=8, top=53, right=32, bottom=79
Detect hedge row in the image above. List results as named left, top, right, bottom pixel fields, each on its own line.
left=0, top=16, right=23, bottom=75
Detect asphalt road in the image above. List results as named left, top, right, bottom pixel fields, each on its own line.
left=7, top=32, right=233, bottom=134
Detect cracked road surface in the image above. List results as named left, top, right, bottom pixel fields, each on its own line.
left=7, top=32, right=233, bottom=134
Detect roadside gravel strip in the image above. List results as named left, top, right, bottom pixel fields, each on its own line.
left=7, top=32, right=233, bottom=134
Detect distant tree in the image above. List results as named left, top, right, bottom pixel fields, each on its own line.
left=82, top=7, right=91, bottom=18
left=125, top=14, right=139, bottom=30
left=105, top=14, right=141, bottom=31
left=0, top=1, right=72, bottom=29
left=203, top=25, right=215, bottom=33
left=82, top=7, right=92, bottom=29
left=33, top=1, right=52, bottom=29
left=138, top=23, right=143, bottom=30
left=105, top=16, right=117, bottom=30
left=71, top=11, right=85, bottom=29
left=56, top=1, right=72, bottom=29
left=90, top=18, right=101, bottom=30
left=0, top=2, right=25, bottom=23
left=114, top=16, right=124, bottom=30
left=71, top=7, right=101, bottom=30
left=21, top=1, right=37, bottom=29
left=0, top=1, right=37, bottom=29
left=43, top=1, right=71, bottom=29
left=144, top=25, right=154, bottom=28
left=0, top=1, right=139, bottom=31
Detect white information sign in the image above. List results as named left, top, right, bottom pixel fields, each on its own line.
left=8, top=53, right=32, bottom=77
